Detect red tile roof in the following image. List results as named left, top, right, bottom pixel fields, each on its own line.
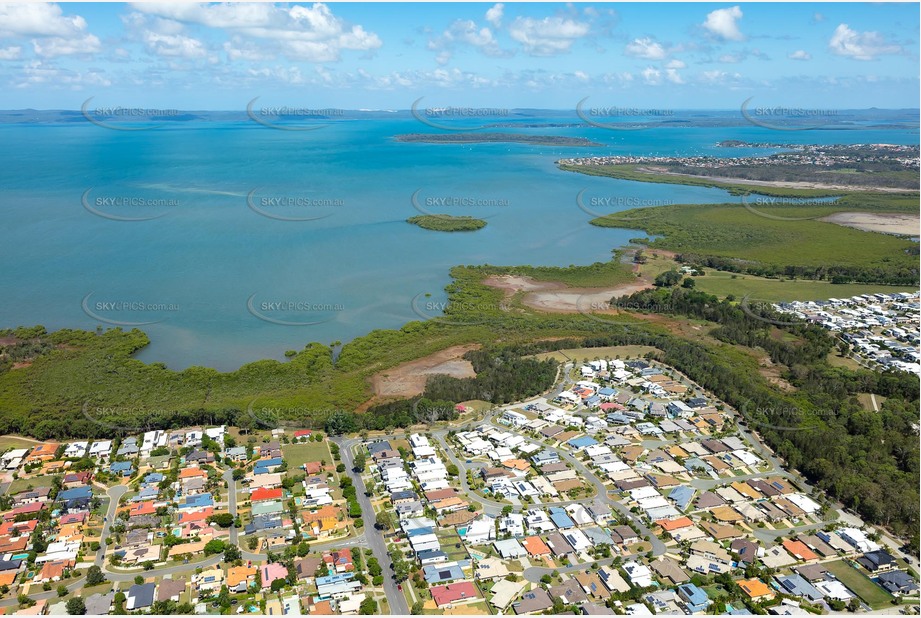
left=431, top=582, right=479, bottom=607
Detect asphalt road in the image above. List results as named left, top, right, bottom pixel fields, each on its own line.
left=335, top=437, right=409, bottom=615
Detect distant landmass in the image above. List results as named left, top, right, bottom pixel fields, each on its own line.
left=395, top=133, right=603, bottom=146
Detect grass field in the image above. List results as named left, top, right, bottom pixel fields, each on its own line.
left=827, top=353, right=864, bottom=371
left=0, top=436, right=37, bottom=452
left=857, top=393, right=886, bottom=412
left=689, top=270, right=917, bottom=302
left=282, top=441, right=332, bottom=470
left=8, top=474, right=56, bottom=494
left=530, top=345, right=660, bottom=362
left=590, top=201, right=919, bottom=273
left=824, top=559, right=894, bottom=609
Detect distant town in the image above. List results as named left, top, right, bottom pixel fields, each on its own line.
left=0, top=352, right=915, bottom=616
left=559, top=143, right=920, bottom=171
left=772, top=292, right=921, bottom=375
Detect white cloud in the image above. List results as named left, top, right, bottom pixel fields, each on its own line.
left=32, top=35, right=101, bottom=57
left=485, top=3, right=504, bottom=28
left=427, top=18, right=505, bottom=64
left=508, top=16, right=589, bottom=56
left=0, top=3, right=88, bottom=37
left=701, top=69, right=727, bottom=84
left=665, top=59, right=686, bottom=69
left=625, top=37, right=666, bottom=60
left=131, top=2, right=381, bottom=62
left=15, top=59, right=110, bottom=89
left=829, top=23, right=901, bottom=60
left=641, top=66, right=661, bottom=85
left=665, top=68, right=684, bottom=84
left=702, top=6, right=744, bottom=41
left=0, top=3, right=100, bottom=57
left=788, top=50, right=811, bottom=61
left=719, top=53, right=740, bottom=63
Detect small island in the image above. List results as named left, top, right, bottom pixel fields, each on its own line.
left=407, top=214, right=487, bottom=232
left=396, top=132, right=603, bottom=146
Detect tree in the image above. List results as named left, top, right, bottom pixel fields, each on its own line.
left=134, top=576, right=145, bottom=585
left=540, top=574, right=552, bottom=584
left=204, top=539, right=226, bottom=556
left=375, top=510, right=394, bottom=531
left=224, top=544, right=241, bottom=563
left=86, top=566, right=106, bottom=586
left=247, top=536, right=259, bottom=551
left=681, top=277, right=696, bottom=289
left=65, top=598, right=86, bottom=615
left=411, top=601, right=424, bottom=615
left=353, top=453, right=366, bottom=472
left=56, top=585, right=68, bottom=597
left=359, top=598, right=378, bottom=615
left=232, top=468, right=245, bottom=481
left=654, top=270, right=682, bottom=287
left=270, top=578, right=286, bottom=593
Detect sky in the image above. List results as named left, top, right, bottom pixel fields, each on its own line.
left=0, top=2, right=918, bottom=110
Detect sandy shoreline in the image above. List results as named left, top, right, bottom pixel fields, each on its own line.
left=819, top=212, right=920, bottom=236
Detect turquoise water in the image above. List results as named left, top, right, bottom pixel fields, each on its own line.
left=0, top=116, right=916, bottom=370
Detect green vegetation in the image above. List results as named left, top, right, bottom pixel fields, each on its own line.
left=559, top=163, right=842, bottom=197
left=824, top=560, right=894, bottom=609
left=281, top=442, right=330, bottom=470
left=0, top=256, right=916, bottom=550
left=407, top=215, right=486, bottom=232
left=590, top=197, right=918, bottom=285
left=469, top=254, right=636, bottom=287
left=685, top=269, right=918, bottom=302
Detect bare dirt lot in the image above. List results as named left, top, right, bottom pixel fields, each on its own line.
left=819, top=211, right=920, bottom=236
left=483, top=274, right=653, bottom=313
left=369, top=344, right=480, bottom=399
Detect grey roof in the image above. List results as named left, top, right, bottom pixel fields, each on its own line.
left=127, top=583, right=156, bottom=609
left=157, top=578, right=187, bottom=602
left=775, top=574, right=823, bottom=602
left=514, top=588, right=553, bottom=614
left=877, top=571, right=918, bottom=594
left=581, top=603, right=616, bottom=615
left=84, top=593, right=114, bottom=616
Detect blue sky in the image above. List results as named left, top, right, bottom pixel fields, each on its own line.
left=0, top=2, right=917, bottom=109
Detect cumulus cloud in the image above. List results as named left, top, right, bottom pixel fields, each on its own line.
left=130, top=2, right=382, bottom=62
left=789, top=49, right=811, bottom=61
left=829, top=23, right=901, bottom=60
left=0, top=45, right=20, bottom=60
left=485, top=3, right=504, bottom=28
left=0, top=3, right=101, bottom=57
left=641, top=66, right=661, bottom=85
left=625, top=37, right=666, bottom=60
left=702, top=6, right=744, bottom=41
left=665, top=59, right=686, bottom=69
left=427, top=18, right=505, bottom=64
left=508, top=15, right=589, bottom=56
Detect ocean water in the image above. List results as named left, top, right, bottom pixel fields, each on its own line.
left=0, top=114, right=916, bottom=370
